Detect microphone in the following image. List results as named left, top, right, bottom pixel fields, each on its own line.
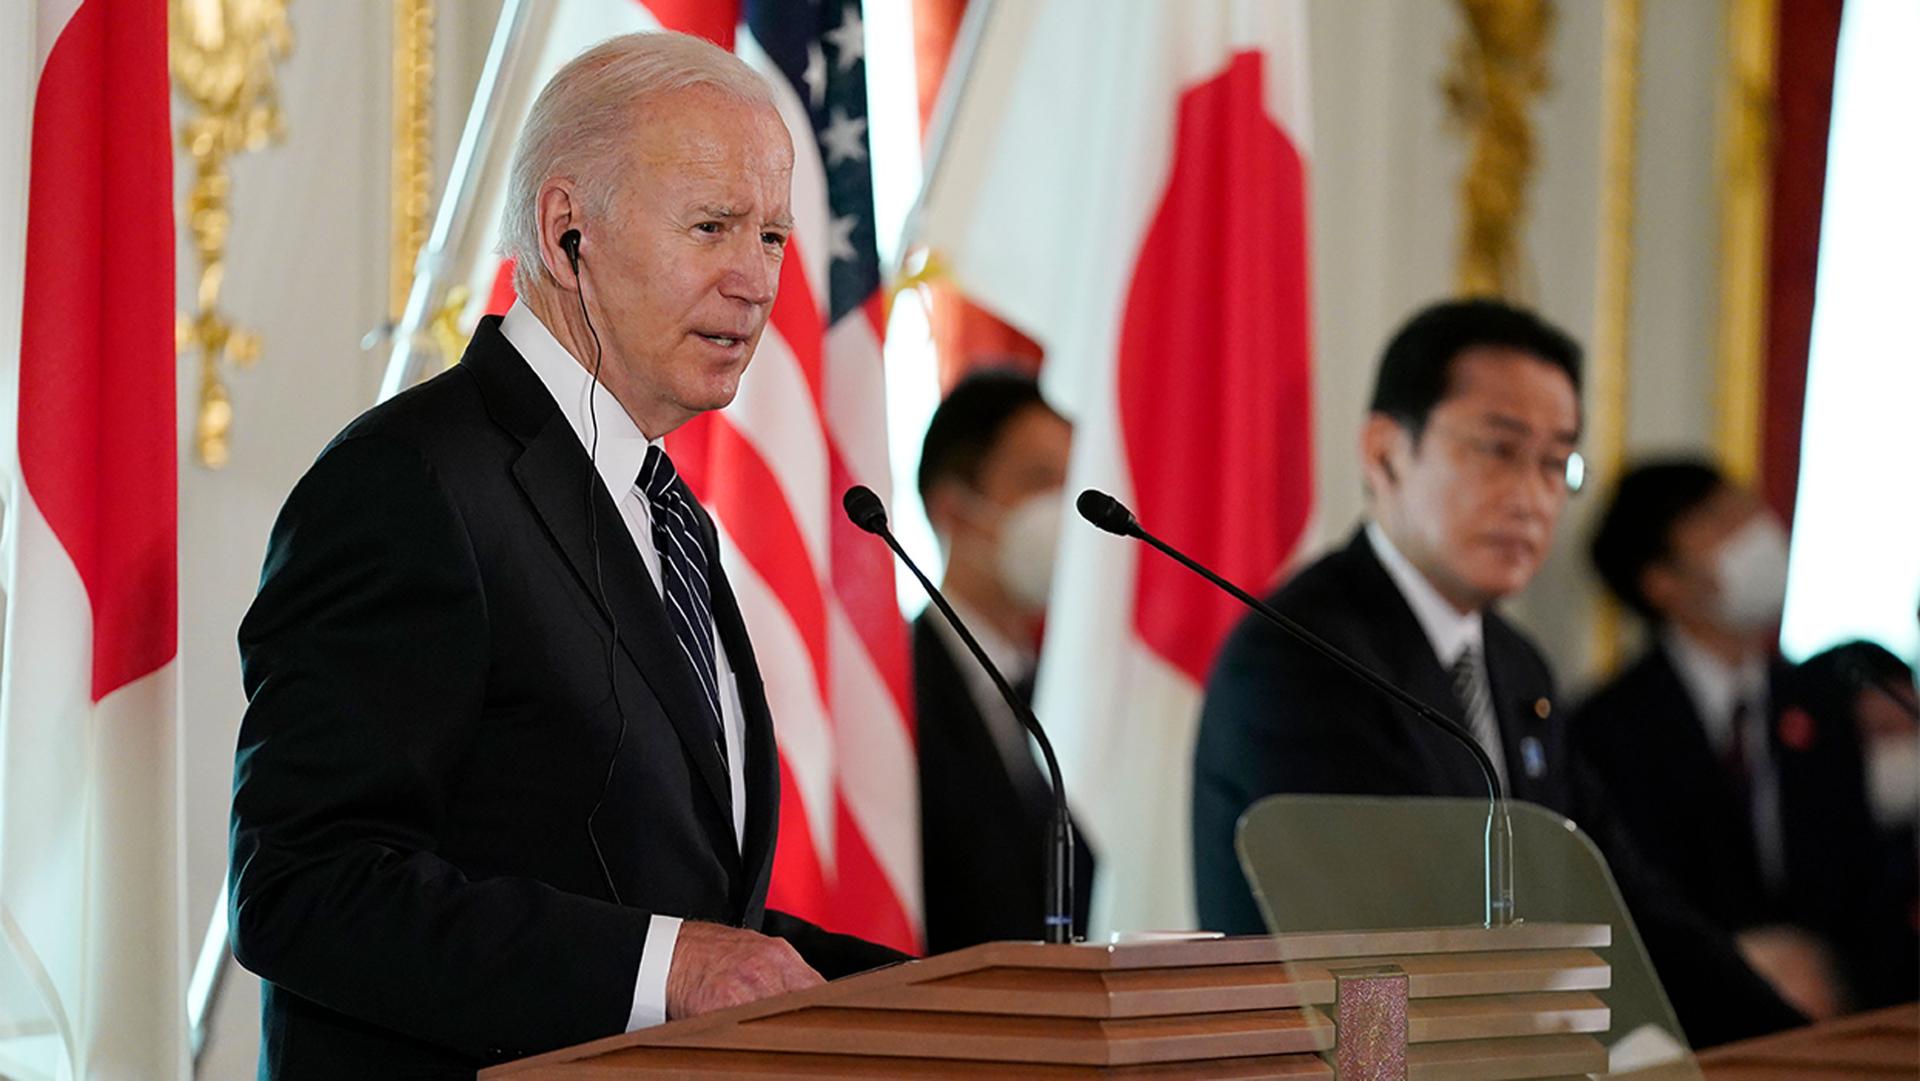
left=1077, top=488, right=1516, bottom=928
left=842, top=485, right=1078, bottom=944
left=1076, top=489, right=1137, bottom=537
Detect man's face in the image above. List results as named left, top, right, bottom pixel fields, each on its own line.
left=583, top=87, right=794, bottom=437
left=1364, top=347, right=1581, bottom=612
left=973, top=405, right=1073, bottom=511
left=932, top=404, right=1073, bottom=616
left=1643, top=485, right=1786, bottom=638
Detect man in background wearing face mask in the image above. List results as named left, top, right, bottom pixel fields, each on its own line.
left=1580, top=459, right=1916, bottom=1014
left=913, top=369, right=1095, bottom=953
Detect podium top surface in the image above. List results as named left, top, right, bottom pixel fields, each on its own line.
left=957, top=922, right=1610, bottom=970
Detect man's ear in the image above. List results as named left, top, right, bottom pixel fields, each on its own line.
left=1638, top=562, right=1685, bottom=621
left=535, top=181, right=581, bottom=290
left=924, top=482, right=962, bottom=543
left=1360, top=413, right=1405, bottom=495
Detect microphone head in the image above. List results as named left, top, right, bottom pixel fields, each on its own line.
left=842, top=485, right=889, bottom=534
left=1076, top=489, right=1139, bottom=537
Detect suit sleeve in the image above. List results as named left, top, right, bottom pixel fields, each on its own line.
left=760, top=909, right=915, bottom=977
left=1563, top=751, right=1807, bottom=1047
left=229, top=433, right=651, bottom=1058
left=1193, top=614, right=1431, bottom=933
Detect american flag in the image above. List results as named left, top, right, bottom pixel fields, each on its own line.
left=462, top=0, right=918, bottom=953
left=634, top=0, right=922, bottom=951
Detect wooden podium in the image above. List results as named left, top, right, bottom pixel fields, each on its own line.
left=483, top=922, right=1613, bottom=1079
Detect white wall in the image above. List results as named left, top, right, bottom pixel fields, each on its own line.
left=179, top=1, right=1734, bottom=1072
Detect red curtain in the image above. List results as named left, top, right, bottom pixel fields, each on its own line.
left=1761, top=0, right=1846, bottom=525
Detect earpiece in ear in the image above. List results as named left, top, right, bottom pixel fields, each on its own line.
left=560, top=229, right=582, bottom=270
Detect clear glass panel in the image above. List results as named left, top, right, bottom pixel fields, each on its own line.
left=1236, top=794, right=1701, bottom=1076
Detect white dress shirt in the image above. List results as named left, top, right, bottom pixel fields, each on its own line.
left=1366, top=523, right=1509, bottom=785
left=928, top=598, right=1044, bottom=797
left=1664, top=627, right=1784, bottom=889
left=502, top=300, right=749, bottom=1031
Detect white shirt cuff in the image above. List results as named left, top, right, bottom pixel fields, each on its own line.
left=626, top=914, right=683, bottom=1031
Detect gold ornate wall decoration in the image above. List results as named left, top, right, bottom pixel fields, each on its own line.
left=1589, top=0, right=1645, bottom=677
left=1444, top=0, right=1556, bottom=299
left=1715, top=0, right=1777, bottom=486
left=391, top=0, right=435, bottom=325
left=170, top=0, right=293, bottom=469
left=428, top=285, right=471, bottom=366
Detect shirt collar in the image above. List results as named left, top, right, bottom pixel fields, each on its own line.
left=1366, top=522, right=1484, bottom=667
left=934, top=596, right=1037, bottom=685
left=1664, top=627, right=1769, bottom=750
left=502, top=299, right=660, bottom=498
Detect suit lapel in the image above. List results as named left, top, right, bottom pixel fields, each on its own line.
left=1480, top=616, right=1550, bottom=797
left=702, top=519, right=780, bottom=910
left=1334, top=533, right=1490, bottom=796
left=462, top=320, right=734, bottom=819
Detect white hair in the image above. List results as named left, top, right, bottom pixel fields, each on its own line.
left=499, top=31, right=775, bottom=294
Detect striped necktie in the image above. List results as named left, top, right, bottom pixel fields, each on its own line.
left=1449, top=645, right=1508, bottom=789
left=637, top=446, right=726, bottom=765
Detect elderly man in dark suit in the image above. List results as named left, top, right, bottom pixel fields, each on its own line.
left=1192, top=299, right=1804, bottom=1047
left=229, top=32, right=902, bottom=1080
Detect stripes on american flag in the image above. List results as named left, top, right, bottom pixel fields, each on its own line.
left=650, top=0, right=921, bottom=952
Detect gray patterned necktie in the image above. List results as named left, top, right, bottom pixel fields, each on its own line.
left=1450, top=645, right=1508, bottom=788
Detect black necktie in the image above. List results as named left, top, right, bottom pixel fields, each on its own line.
left=1723, top=698, right=1753, bottom=814
left=637, top=446, right=726, bottom=764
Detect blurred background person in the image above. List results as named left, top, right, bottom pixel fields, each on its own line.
left=913, top=369, right=1094, bottom=952
left=1795, top=638, right=1920, bottom=998
left=1580, top=459, right=1916, bottom=1015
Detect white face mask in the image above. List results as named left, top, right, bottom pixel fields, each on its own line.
left=1710, top=516, right=1790, bottom=633
left=1867, top=736, right=1920, bottom=828
left=994, top=490, right=1064, bottom=611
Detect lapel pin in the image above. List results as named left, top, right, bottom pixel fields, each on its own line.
left=1520, top=735, right=1547, bottom=779
left=1533, top=697, right=1551, bottom=720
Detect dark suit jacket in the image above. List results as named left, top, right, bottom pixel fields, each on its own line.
left=1192, top=529, right=1804, bottom=1047
left=913, top=613, right=1094, bottom=952
left=1571, top=643, right=1917, bottom=1007
left=230, top=318, right=904, bottom=1079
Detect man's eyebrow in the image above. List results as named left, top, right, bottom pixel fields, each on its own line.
left=1478, top=412, right=1580, bottom=444
left=694, top=205, right=794, bottom=231
left=1480, top=413, right=1533, bottom=434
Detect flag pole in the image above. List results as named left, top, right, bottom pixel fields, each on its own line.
left=890, top=0, right=999, bottom=277
left=377, top=0, right=548, bottom=402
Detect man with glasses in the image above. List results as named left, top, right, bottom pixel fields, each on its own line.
left=1192, top=298, right=1805, bottom=1047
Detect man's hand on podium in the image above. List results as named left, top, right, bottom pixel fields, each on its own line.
left=666, top=921, right=826, bottom=1019
left=1736, top=924, right=1843, bottom=1023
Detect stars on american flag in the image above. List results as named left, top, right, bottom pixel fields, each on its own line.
left=820, top=107, right=868, bottom=167
left=802, top=41, right=827, bottom=108
left=827, top=213, right=858, bottom=262
left=745, top=0, right=879, bottom=318
left=823, top=6, right=864, bottom=72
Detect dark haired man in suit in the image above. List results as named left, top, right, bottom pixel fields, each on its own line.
left=229, top=32, right=901, bottom=1080
left=1192, top=298, right=1804, bottom=1046
left=1578, top=459, right=1916, bottom=1012
left=913, top=368, right=1095, bottom=952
